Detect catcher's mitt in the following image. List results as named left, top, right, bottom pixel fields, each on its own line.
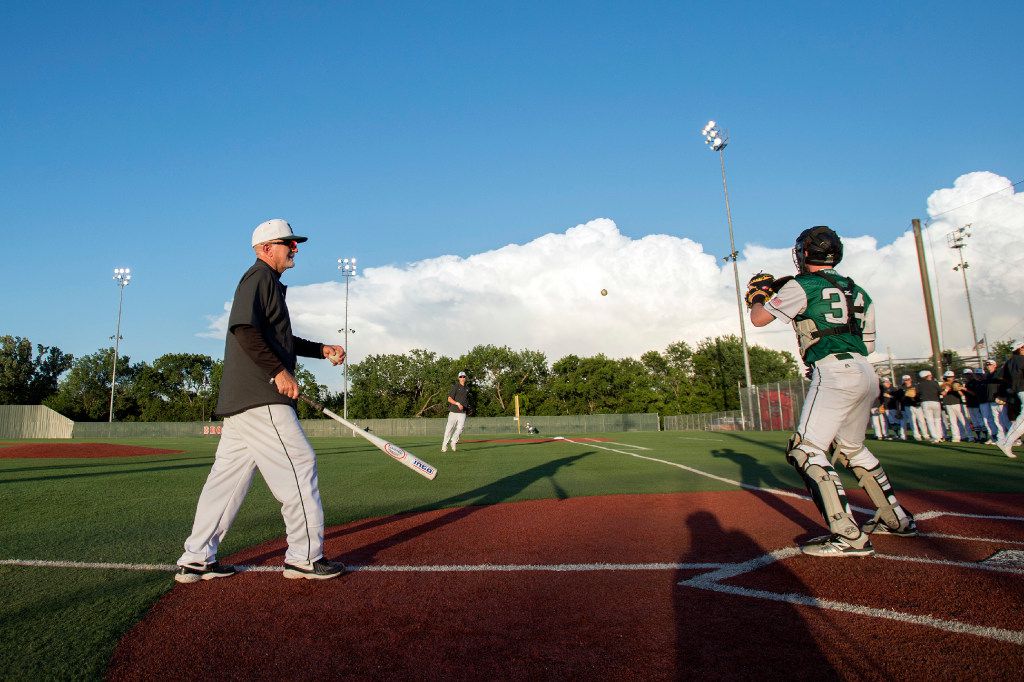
left=745, top=272, right=775, bottom=308
left=903, top=387, right=917, bottom=399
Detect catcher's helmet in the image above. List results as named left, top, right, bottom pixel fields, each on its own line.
left=793, top=225, right=843, bottom=273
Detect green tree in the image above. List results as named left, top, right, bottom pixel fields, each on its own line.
left=45, top=348, right=136, bottom=421
left=458, top=345, right=549, bottom=416
left=0, top=335, right=74, bottom=404
left=690, top=335, right=799, bottom=411
left=990, top=340, right=1016, bottom=363
left=539, top=354, right=655, bottom=415
left=125, top=354, right=218, bottom=421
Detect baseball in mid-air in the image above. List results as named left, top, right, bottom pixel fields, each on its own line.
left=600, top=288, right=608, bottom=296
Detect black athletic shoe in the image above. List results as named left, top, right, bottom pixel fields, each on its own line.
left=175, top=561, right=238, bottom=584
left=283, top=558, right=347, bottom=580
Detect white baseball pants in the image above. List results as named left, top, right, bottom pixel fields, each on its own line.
left=1001, top=392, right=1024, bottom=448
left=920, top=401, right=944, bottom=442
left=442, top=411, right=467, bottom=449
left=178, top=403, right=325, bottom=567
left=981, top=402, right=1008, bottom=441
left=796, top=356, right=878, bottom=466
left=944, top=404, right=969, bottom=442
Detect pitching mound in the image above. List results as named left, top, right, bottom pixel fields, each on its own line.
left=0, top=443, right=184, bottom=459
left=108, top=490, right=1024, bottom=679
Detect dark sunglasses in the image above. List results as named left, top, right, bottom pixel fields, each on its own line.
left=268, top=240, right=298, bottom=250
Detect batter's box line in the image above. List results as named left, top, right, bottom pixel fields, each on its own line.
left=678, top=548, right=1024, bottom=646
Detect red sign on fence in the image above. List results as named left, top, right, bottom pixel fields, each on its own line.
left=203, top=425, right=223, bottom=435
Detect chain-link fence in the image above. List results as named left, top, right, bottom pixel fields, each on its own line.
left=663, top=412, right=744, bottom=431
left=663, top=377, right=811, bottom=432
left=58, top=412, right=661, bottom=439
left=739, top=378, right=811, bottom=432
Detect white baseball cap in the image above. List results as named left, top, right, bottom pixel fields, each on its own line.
left=962, top=368, right=974, bottom=374
left=943, top=370, right=955, bottom=377
left=251, top=219, right=308, bottom=247
left=458, top=371, right=467, bottom=377
left=918, top=370, right=931, bottom=378
left=901, top=374, right=911, bottom=380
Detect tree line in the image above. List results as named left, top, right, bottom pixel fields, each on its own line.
left=3, top=333, right=803, bottom=421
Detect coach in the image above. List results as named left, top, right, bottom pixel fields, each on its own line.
left=175, top=219, right=348, bottom=583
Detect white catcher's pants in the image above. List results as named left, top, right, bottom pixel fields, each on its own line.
left=178, top=403, right=325, bottom=567
left=797, top=356, right=879, bottom=469
left=443, top=411, right=467, bottom=448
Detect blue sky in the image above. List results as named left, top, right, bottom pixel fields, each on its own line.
left=4, top=2, right=1022, bottom=384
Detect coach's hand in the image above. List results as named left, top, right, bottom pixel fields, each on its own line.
left=323, top=344, right=346, bottom=366
left=274, top=369, right=300, bottom=399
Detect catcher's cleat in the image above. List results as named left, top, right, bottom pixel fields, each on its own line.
left=800, top=534, right=875, bottom=557
left=174, top=561, right=238, bottom=584
left=283, top=558, right=346, bottom=580
left=863, top=514, right=917, bottom=536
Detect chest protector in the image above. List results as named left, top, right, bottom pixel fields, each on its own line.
left=793, top=272, right=865, bottom=358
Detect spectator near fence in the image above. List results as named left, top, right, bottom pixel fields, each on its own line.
left=896, top=374, right=921, bottom=441
left=963, top=368, right=986, bottom=442
left=996, top=343, right=1024, bottom=458
left=980, top=358, right=1009, bottom=445
left=915, top=370, right=944, bottom=444
left=940, top=370, right=970, bottom=443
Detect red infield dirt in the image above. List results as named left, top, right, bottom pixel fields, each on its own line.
left=0, top=443, right=184, bottom=458
left=109, top=491, right=1024, bottom=680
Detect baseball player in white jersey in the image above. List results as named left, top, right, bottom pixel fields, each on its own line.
left=745, top=226, right=916, bottom=557
left=175, top=219, right=348, bottom=583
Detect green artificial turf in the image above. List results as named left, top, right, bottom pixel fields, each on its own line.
left=0, top=432, right=1021, bottom=679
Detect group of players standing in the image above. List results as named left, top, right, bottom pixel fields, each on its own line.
left=872, top=352, right=1024, bottom=458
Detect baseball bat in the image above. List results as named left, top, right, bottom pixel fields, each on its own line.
left=298, top=394, right=438, bottom=480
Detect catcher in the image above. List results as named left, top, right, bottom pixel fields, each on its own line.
left=745, top=226, right=916, bottom=557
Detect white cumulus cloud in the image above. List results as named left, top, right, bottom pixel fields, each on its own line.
left=203, top=172, right=1024, bottom=390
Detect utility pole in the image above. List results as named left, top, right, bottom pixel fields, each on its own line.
left=912, top=219, right=944, bottom=375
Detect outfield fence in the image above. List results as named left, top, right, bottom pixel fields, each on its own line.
left=0, top=409, right=660, bottom=439
left=0, top=405, right=74, bottom=439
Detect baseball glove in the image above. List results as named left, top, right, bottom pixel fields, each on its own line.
left=904, top=387, right=917, bottom=399
left=745, top=272, right=775, bottom=308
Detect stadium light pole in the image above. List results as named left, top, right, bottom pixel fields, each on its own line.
left=947, top=224, right=983, bottom=361
left=337, top=257, right=357, bottom=419
left=701, top=119, right=753, bottom=390
left=109, top=268, right=132, bottom=422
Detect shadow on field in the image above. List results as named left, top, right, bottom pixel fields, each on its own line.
left=710, top=447, right=823, bottom=539
left=0, top=461, right=212, bottom=485
left=0, top=457, right=198, bottom=476
left=674, top=511, right=834, bottom=676
left=241, top=453, right=593, bottom=566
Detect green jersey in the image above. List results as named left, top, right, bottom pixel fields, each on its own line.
left=762, top=269, right=876, bottom=365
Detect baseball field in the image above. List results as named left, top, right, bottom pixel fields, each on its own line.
left=1, top=432, right=1022, bottom=680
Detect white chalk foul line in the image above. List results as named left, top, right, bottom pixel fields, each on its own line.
left=679, top=549, right=1024, bottom=646
left=0, top=558, right=725, bottom=574
left=919, top=531, right=1024, bottom=546
left=916, top=510, right=1024, bottom=522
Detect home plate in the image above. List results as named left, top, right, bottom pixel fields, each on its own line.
left=980, top=549, right=1024, bottom=569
